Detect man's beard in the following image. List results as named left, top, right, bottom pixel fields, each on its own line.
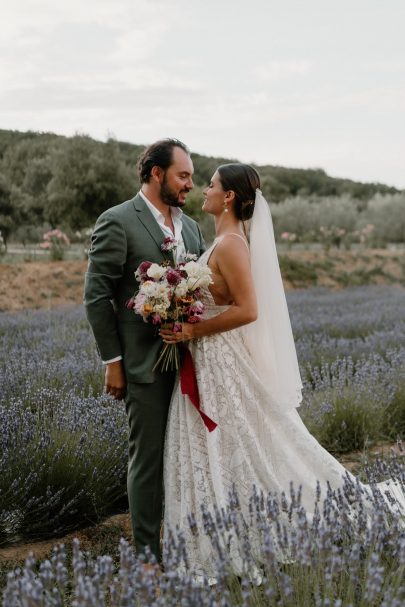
left=160, top=174, right=189, bottom=207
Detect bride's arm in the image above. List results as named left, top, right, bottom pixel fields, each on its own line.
left=162, top=237, right=257, bottom=342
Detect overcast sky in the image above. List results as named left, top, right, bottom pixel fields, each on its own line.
left=1, top=0, right=404, bottom=188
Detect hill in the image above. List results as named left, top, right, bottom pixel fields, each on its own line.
left=1, top=128, right=399, bottom=201
left=0, top=128, right=401, bottom=245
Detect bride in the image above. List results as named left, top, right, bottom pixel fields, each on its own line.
left=160, top=163, right=404, bottom=577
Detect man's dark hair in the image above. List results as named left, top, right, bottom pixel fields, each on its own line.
left=137, top=138, right=189, bottom=184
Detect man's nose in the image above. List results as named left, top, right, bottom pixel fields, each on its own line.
left=187, top=177, right=194, bottom=190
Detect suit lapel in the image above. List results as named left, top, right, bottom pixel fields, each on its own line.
left=132, top=194, right=174, bottom=263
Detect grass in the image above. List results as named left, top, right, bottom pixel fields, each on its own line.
left=278, top=256, right=318, bottom=286
left=382, top=381, right=405, bottom=439
left=0, top=243, right=87, bottom=264
left=335, top=266, right=398, bottom=287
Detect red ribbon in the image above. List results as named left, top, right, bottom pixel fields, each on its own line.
left=180, top=345, right=218, bottom=432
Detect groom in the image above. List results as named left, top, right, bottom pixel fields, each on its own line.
left=84, top=139, right=205, bottom=560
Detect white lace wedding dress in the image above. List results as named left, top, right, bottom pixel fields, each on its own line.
left=163, top=239, right=404, bottom=577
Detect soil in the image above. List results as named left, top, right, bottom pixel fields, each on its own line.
left=0, top=249, right=404, bottom=313
left=0, top=260, right=87, bottom=312
left=0, top=514, right=132, bottom=564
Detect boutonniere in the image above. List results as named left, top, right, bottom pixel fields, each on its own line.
left=161, top=236, right=178, bottom=253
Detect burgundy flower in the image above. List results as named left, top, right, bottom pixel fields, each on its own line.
left=166, top=268, right=183, bottom=286
left=161, top=236, right=178, bottom=252
left=135, top=261, right=153, bottom=281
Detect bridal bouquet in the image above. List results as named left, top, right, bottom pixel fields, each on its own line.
left=128, top=248, right=212, bottom=372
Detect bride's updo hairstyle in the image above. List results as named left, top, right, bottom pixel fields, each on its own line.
left=217, top=163, right=261, bottom=221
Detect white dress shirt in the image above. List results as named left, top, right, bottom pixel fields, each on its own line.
left=139, top=190, right=186, bottom=263
left=104, top=191, right=186, bottom=365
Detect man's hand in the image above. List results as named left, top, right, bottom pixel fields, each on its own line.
left=105, top=360, right=127, bottom=400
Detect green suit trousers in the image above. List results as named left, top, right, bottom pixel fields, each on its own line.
left=125, top=372, right=176, bottom=560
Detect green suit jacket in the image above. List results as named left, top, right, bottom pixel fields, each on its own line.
left=84, top=193, right=206, bottom=383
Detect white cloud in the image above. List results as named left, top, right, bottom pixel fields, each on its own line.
left=253, top=60, right=311, bottom=82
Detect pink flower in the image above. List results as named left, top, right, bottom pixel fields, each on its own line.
left=187, top=315, right=202, bottom=324
left=152, top=314, right=162, bottom=325
left=173, top=322, right=183, bottom=333
left=134, top=293, right=146, bottom=314
left=189, top=301, right=204, bottom=315
left=42, top=229, right=70, bottom=245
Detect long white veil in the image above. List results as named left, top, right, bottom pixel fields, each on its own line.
left=242, top=189, right=303, bottom=410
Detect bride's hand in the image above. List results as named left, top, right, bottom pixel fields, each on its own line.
left=160, top=323, right=194, bottom=343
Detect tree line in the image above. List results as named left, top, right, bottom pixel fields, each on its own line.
left=0, top=128, right=400, bottom=246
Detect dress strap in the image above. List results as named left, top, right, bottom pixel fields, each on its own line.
left=216, top=233, right=249, bottom=252
left=203, top=233, right=249, bottom=266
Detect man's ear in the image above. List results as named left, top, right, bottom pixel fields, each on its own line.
left=151, top=165, right=164, bottom=184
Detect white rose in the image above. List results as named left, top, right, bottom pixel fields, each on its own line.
left=147, top=263, right=166, bottom=280
left=191, top=267, right=212, bottom=288
left=174, top=279, right=188, bottom=298
left=187, top=275, right=212, bottom=291
left=183, top=261, right=200, bottom=277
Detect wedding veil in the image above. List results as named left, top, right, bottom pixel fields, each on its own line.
left=242, top=189, right=303, bottom=410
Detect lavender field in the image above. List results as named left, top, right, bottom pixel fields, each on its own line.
left=1, top=286, right=405, bottom=606
left=1, top=286, right=405, bottom=542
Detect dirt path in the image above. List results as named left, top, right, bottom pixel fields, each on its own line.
left=0, top=514, right=132, bottom=564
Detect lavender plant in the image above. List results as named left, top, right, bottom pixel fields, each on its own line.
left=0, top=287, right=404, bottom=543
left=0, top=307, right=127, bottom=541
left=289, top=287, right=405, bottom=452
left=3, top=462, right=404, bottom=606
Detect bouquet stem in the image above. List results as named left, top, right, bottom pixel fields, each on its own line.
left=152, top=343, right=180, bottom=372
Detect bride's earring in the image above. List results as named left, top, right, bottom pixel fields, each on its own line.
left=223, top=200, right=229, bottom=213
